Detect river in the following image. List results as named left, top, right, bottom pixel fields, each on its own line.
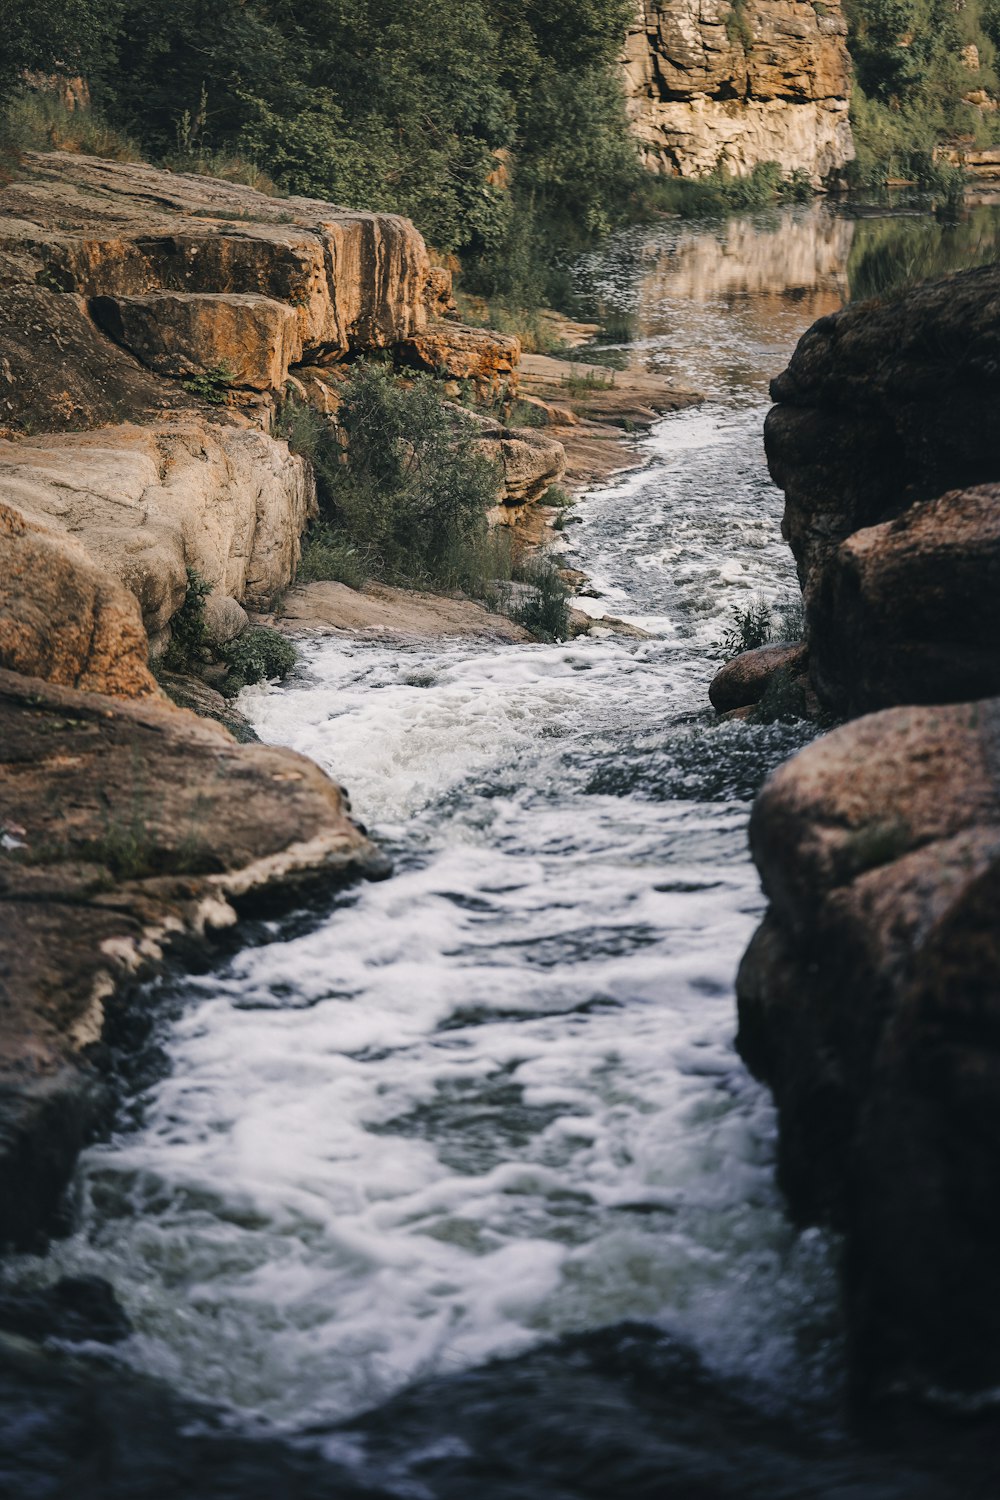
left=9, top=199, right=1000, bottom=1493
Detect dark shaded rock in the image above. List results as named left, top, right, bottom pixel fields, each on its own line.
left=709, top=642, right=808, bottom=712
left=0, top=667, right=386, bottom=1250
left=766, top=264, right=1000, bottom=595
left=810, top=484, right=1000, bottom=714
left=155, top=670, right=259, bottom=743
left=737, top=699, right=1000, bottom=1402
left=0, top=285, right=175, bottom=434
left=0, top=1276, right=131, bottom=1345
left=1, top=1323, right=992, bottom=1499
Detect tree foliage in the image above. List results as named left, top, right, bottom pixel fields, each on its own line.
left=36, top=0, right=631, bottom=266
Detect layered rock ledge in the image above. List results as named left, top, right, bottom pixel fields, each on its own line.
left=0, top=665, right=385, bottom=1250
left=622, top=0, right=854, bottom=184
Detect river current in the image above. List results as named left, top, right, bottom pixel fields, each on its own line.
left=11, top=202, right=1000, bottom=1470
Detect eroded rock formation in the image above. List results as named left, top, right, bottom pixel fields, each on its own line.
left=738, top=701, right=1000, bottom=1401
left=737, top=265, right=1000, bottom=1403
left=622, top=0, right=854, bottom=183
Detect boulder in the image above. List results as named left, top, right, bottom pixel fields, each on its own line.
left=397, top=321, right=520, bottom=396
left=810, top=483, right=1000, bottom=713
left=0, top=422, right=316, bottom=635
left=0, top=665, right=385, bottom=1249
left=709, top=641, right=808, bottom=712
left=90, top=292, right=303, bottom=391
left=202, top=592, right=250, bottom=648
left=737, top=698, right=1000, bottom=1400
left=0, top=501, right=157, bottom=698
left=766, top=263, right=1000, bottom=601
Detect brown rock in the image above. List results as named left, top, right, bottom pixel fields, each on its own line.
left=766, top=263, right=1000, bottom=601
left=0, top=502, right=157, bottom=698
left=0, top=422, right=316, bottom=636
left=0, top=665, right=385, bottom=1249
left=91, top=292, right=303, bottom=391
left=709, top=641, right=808, bottom=712
left=736, top=697, right=1000, bottom=1399
left=811, top=483, right=1000, bottom=713
left=398, top=321, right=520, bottom=397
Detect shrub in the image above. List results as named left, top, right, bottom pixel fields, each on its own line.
left=181, top=362, right=235, bottom=403
left=718, top=595, right=774, bottom=660
left=163, top=567, right=211, bottom=671
left=222, top=627, right=297, bottom=693
left=0, top=90, right=140, bottom=162
left=316, top=361, right=503, bottom=593
left=718, top=592, right=805, bottom=660
left=297, top=523, right=371, bottom=589
left=510, top=556, right=570, bottom=640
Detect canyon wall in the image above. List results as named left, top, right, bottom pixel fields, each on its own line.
left=622, top=0, right=854, bottom=183
left=736, top=265, right=1000, bottom=1404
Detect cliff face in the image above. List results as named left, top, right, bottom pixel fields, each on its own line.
left=622, top=0, right=854, bottom=184
left=736, top=268, right=1000, bottom=1404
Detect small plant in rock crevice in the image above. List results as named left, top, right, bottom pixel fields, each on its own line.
left=162, top=567, right=211, bottom=671
left=717, top=592, right=805, bottom=661
left=182, top=362, right=236, bottom=404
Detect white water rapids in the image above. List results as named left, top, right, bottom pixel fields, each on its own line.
left=11, top=204, right=911, bottom=1432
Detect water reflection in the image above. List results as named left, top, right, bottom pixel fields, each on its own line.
left=574, top=200, right=1000, bottom=397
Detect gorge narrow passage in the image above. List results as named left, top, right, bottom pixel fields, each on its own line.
left=9, top=203, right=998, bottom=1463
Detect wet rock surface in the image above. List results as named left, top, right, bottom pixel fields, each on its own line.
left=0, top=667, right=384, bottom=1250
left=737, top=699, right=1000, bottom=1401
left=709, top=642, right=808, bottom=713
left=0, top=1322, right=993, bottom=1499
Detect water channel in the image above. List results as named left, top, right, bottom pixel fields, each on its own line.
left=10, top=198, right=1000, bottom=1492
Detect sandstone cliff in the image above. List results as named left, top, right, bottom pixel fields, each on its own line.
left=622, top=0, right=854, bottom=183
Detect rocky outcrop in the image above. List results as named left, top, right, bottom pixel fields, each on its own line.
left=737, top=265, right=1000, bottom=1406
left=737, top=700, right=1000, bottom=1402
left=622, top=0, right=854, bottom=184
left=0, top=423, right=316, bottom=652
left=0, top=666, right=385, bottom=1250
left=812, top=483, right=1000, bottom=713
left=90, top=291, right=304, bottom=392
left=764, top=262, right=1000, bottom=714
left=2, top=152, right=435, bottom=403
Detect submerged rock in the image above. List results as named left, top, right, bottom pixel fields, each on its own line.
left=0, top=1322, right=989, bottom=1498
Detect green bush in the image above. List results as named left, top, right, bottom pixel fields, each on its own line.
left=316, top=362, right=504, bottom=593
left=222, top=627, right=297, bottom=692
left=717, top=592, right=805, bottom=660
left=510, top=556, right=570, bottom=641
left=297, top=523, right=371, bottom=590
left=181, top=362, right=235, bottom=403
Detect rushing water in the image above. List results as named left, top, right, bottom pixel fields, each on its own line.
left=11, top=203, right=1000, bottom=1471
